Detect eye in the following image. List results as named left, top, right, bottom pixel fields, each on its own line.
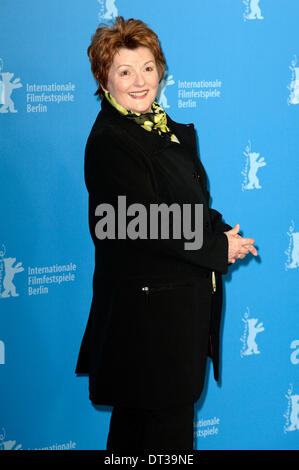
left=145, top=65, right=154, bottom=72
left=119, top=69, right=130, bottom=77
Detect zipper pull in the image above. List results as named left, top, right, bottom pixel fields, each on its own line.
left=212, top=271, right=216, bottom=293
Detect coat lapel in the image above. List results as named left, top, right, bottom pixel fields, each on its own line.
left=97, top=97, right=198, bottom=157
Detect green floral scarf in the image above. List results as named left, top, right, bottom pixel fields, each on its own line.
left=104, top=92, right=180, bottom=144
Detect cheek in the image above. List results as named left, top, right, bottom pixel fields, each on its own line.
left=107, top=74, right=130, bottom=95
left=110, top=82, right=125, bottom=95
left=117, top=80, right=132, bottom=93
left=149, top=72, right=159, bottom=91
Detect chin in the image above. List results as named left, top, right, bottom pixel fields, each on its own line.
left=127, top=97, right=154, bottom=114
left=132, top=104, right=152, bottom=114
left=134, top=107, right=151, bottom=114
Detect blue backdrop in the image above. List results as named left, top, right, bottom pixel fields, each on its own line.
left=1, top=0, right=298, bottom=451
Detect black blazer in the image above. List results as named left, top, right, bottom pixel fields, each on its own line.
left=75, top=98, right=232, bottom=409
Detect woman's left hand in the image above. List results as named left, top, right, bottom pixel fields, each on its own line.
left=233, top=233, right=258, bottom=261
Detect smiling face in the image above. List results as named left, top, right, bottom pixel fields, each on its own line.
left=103, top=46, right=160, bottom=114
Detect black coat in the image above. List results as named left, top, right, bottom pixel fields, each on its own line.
left=75, top=98, right=232, bottom=410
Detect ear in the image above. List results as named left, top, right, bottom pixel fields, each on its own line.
left=100, top=83, right=108, bottom=93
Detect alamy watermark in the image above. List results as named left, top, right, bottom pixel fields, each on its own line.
left=94, top=196, right=203, bottom=250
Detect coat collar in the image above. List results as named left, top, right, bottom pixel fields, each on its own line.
left=95, top=97, right=198, bottom=157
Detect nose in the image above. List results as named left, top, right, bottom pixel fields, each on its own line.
left=133, top=70, right=145, bottom=87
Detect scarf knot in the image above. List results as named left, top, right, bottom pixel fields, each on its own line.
left=104, top=92, right=180, bottom=144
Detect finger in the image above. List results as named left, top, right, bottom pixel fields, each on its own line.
left=240, top=237, right=255, bottom=245
left=243, top=244, right=258, bottom=256
left=238, top=248, right=250, bottom=256
left=248, top=245, right=258, bottom=256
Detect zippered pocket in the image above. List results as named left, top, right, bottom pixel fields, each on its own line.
left=141, top=282, right=192, bottom=294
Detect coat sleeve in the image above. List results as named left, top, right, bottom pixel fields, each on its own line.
left=208, top=200, right=232, bottom=234
left=85, top=128, right=229, bottom=274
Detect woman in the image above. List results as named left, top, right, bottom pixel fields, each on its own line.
left=75, top=17, right=257, bottom=451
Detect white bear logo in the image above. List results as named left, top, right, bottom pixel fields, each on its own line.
left=287, top=395, right=299, bottom=431
left=241, top=308, right=265, bottom=357
left=285, top=221, right=299, bottom=270
left=1, top=257, right=24, bottom=298
left=0, top=71, right=23, bottom=113
left=98, top=0, right=118, bottom=20
left=158, top=74, right=175, bottom=109
left=287, top=56, right=299, bottom=105
left=284, top=386, right=299, bottom=433
left=243, top=0, right=264, bottom=21
left=287, top=232, right=299, bottom=269
left=243, top=318, right=265, bottom=355
left=0, top=428, right=22, bottom=450
left=242, top=142, right=266, bottom=191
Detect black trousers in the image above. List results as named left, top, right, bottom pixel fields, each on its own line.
left=106, top=402, right=195, bottom=451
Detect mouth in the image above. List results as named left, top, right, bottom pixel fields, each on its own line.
left=128, top=90, right=149, bottom=99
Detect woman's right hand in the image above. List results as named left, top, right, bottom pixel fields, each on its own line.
left=224, top=224, right=257, bottom=264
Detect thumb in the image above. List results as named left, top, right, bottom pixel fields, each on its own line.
left=231, top=223, right=240, bottom=234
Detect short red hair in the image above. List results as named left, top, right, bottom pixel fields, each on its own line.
left=87, top=16, right=166, bottom=98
